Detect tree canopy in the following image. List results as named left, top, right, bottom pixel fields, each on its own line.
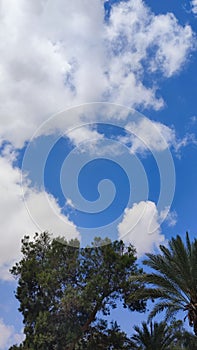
left=9, top=232, right=145, bottom=350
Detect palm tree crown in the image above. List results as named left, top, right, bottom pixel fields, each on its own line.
left=131, top=321, right=177, bottom=350
left=130, top=233, right=197, bottom=335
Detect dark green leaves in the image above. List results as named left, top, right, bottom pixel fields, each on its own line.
left=9, top=232, right=145, bottom=349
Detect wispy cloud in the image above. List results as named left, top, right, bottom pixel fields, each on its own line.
left=159, top=207, right=178, bottom=227
left=191, top=0, right=197, bottom=14
left=118, top=118, right=197, bottom=156
left=190, top=115, right=197, bottom=125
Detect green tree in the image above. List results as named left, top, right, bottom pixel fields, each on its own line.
left=129, top=233, right=197, bottom=335
left=168, top=319, right=197, bottom=349
left=130, top=320, right=180, bottom=350
left=9, top=232, right=145, bottom=350
left=77, top=320, right=134, bottom=349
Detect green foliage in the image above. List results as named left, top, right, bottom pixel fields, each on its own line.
left=131, top=321, right=176, bottom=350
left=77, top=320, right=134, bottom=349
left=9, top=232, right=145, bottom=350
left=131, top=319, right=197, bottom=350
left=129, top=233, right=197, bottom=335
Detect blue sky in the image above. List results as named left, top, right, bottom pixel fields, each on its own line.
left=0, top=0, right=197, bottom=348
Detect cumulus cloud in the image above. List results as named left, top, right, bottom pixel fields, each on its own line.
left=0, top=0, right=106, bottom=147
left=0, top=150, right=80, bottom=281
left=118, top=201, right=166, bottom=257
left=0, top=0, right=194, bottom=147
left=0, top=319, right=24, bottom=350
left=0, top=0, right=195, bottom=277
left=105, top=0, right=194, bottom=106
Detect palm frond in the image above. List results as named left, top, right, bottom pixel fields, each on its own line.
left=132, top=320, right=178, bottom=350
left=130, top=287, right=168, bottom=301
left=186, top=232, right=192, bottom=257
left=147, top=301, right=181, bottom=322
left=130, top=233, right=197, bottom=335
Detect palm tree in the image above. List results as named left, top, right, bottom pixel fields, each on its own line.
left=172, top=328, right=197, bottom=350
left=131, top=321, right=177, bottom=350
left=129, top=233, right=197, bottom=335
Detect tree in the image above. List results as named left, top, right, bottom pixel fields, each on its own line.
left=131, top=319, right=197, bottom=350
left=77, top=320, right=134, bottom=349
left=9, top=232, right=145, bottom=350
left=170, top=320, right=197, bottom=350
left=129, top=233, right=197, bottom=335
left=130, top=320, right=180, bottom=350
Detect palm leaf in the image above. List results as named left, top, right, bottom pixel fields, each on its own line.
left=130, top=233, right=197, bottom=335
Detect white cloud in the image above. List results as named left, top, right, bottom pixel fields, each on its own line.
left=125, top=118, right=175, bottom=153
left=0, top=0, right=107, bottom=147
left=147, top=14, right=193, bottom=77
left=0, top=319, right=24, bottom=350
left=67, top=124, right=126, bottom=156
left=160, top=207, right=178, bottom=227
left=105, top=0, right=194, bottom=106
left=173, top=133, right=197, bottom=154
left=191, top=0, right=197, bottom=14
left=118, top=117, right=197, bottom=156
left=68, top=126, right=104, bottom=148
left=118, top=201, right=165, bottom=257
left=0, top=0, right=194, bottom=147
left=0, top=0, right=195, bottom=276
left=0, top=151, right=80, bottom=281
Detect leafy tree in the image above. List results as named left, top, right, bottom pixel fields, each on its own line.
left=9, top=232, right=145, bottom=350
left=129, top=233, right=197, bottom=335
left=77, top=320, right=134, bottom=349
